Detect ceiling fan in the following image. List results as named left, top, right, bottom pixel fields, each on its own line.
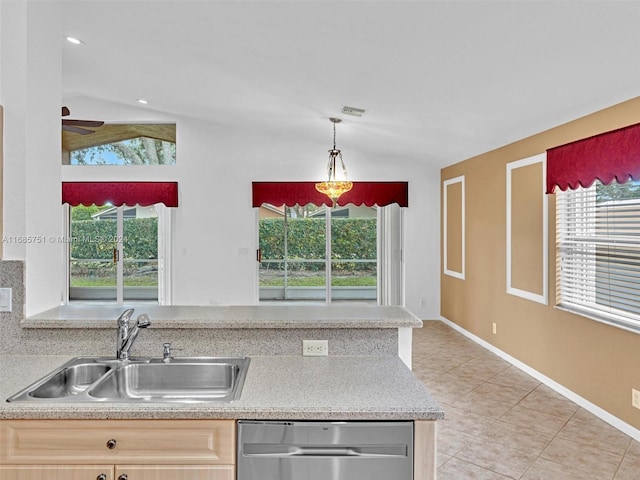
left=62, top=106, right=104, bottom=135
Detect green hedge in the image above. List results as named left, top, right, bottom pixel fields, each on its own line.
left=70, top=218, right=158, bottom=259
left=70, top=216, right=376, bottom=275
left=259, top=217, right=376, bottom=272
left=70, top=218, right=158, bottom=279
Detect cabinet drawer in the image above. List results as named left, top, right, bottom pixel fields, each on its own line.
left=116, top=465, right=234, bottom=480
left=0, top=465, right=113, bottom=480
left=0, top=420, right=235, bottom=465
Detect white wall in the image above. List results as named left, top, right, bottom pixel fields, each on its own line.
left=405, top=169, right=441, bottom=318
left=1, top=1, right=63, bottom=315
left=0, top=0, right=28, bottom=261
left=2, top=2, right=441, bottom=319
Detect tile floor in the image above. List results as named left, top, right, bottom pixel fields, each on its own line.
left=412, top=320, right=640, bottom=479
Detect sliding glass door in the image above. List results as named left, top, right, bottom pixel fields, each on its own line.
left=258, top=203, right=377, bottom=303
left=68, top=204, right=159, bottom=303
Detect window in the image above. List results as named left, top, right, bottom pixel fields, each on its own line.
left=68, top=204, right=160, bottom=303
left=65, top=202, right=173, bottom=305
left=70, top=137, right=175, bottom=165
left=62, top=183, right=177, bottom=305
left=556, top=180, right=640, bottom=332
left=258, top=203, right=377, bottom=303
left=62, top=124, right=176, bottom=165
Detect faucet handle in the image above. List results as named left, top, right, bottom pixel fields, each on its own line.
left=117, top=308, right=135, bottom=325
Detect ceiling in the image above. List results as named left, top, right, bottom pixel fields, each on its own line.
left=60, top=0, right=640, bottom=169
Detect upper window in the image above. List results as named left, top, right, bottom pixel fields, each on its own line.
left=71, top=138, right=176, bottom=165
left=556, top=180, right=640, bottom=332
left=62, top=124, right=176, bottom=165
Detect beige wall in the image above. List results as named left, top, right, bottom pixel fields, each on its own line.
left=441, top=96, right=640, bottom=429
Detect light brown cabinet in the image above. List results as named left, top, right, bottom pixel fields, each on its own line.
left=113, top=466, right=233, bottom=480
left=0, top=465, right=234, bottom=480
left=0, top=419, right=235, bottom=480
left=0, top=466, right=113, bottom=480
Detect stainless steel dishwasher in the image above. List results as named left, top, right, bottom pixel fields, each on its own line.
left=237, top=420, right=414, bottom=480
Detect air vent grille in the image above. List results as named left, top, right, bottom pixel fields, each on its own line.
left=341, top=106, right=366, bottom=117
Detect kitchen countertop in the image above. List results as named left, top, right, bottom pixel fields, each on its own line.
left=24, top=304, right=422, bottom=329
left=0, top=354, right=444, bottom=421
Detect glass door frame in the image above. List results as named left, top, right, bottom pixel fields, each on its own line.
left=63, top=203, right=168, bottom=305
left=257, top=204, right=381, bottom=304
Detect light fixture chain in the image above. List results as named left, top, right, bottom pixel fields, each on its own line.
left=333, top=120, right=337, bottom=149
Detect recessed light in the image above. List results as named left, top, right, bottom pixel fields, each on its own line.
left=65, top=36, right=84, bottom=45
left=137, top=99, right=148, bottom=105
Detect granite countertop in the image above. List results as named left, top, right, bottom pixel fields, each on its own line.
left=24, top=304, right=423, bottom=329
left=0, top=355, right=444, bottom=421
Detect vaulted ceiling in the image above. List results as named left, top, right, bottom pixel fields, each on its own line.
left=60, top=0, right=640, bottom=168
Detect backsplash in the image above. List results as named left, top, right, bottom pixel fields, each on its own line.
left=0, top=260, right=26, bottom=353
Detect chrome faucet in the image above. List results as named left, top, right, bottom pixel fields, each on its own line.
left=116, top=308, right=151, bottom=360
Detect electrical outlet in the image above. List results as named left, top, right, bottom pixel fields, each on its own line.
left=420, top=298, right=427, bottom=308
left=492, top=323, right=497, bottom=335
left=633, top=389, right=640, bottom=410
left=303, top=340, right=328, bottom=356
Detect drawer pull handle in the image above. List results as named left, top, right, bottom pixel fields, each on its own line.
left=97, top=475, right=107, bottom=480
left=106, top=438, right=117, bottom=449
left=119, top=475, right=128, bottom=480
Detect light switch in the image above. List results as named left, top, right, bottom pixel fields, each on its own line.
left=0, top=288, right=12, bottom=312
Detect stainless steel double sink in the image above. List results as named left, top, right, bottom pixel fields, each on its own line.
left=7, top=356, right=250, bottom=403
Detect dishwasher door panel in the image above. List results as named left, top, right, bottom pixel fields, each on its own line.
left=237, top=421, right=414, bottom=480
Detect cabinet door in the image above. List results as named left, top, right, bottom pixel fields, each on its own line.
left=0, top=465, right=113, bottom=480
left=114, top=465, right=234, bottom=480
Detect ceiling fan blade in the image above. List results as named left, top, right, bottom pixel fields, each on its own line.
left=62, top=124, right=95, bottom=135
left=62, top=106, right=70, bottom=117
left=63, top=119, right=105, bottom=128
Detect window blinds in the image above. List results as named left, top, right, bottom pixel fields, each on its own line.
left=556, top=183, right=640, bottom=331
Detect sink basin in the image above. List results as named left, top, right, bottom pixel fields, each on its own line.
left=29, top=363, right=112, bottom=398
left=88, top=360, right=249, bottom=402
left=6, top=356, right=250, bottom=403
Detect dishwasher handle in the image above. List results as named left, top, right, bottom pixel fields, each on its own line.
left=243, top=444, right=408, bottom=458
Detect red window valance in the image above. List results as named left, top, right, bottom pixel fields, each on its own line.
left=62, top=182, right=179, bottom=207
left=546, top=122, right=640, bottom=194
left=252, top=181, right=408, bottom=207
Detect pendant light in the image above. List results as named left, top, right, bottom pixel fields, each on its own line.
left=315, top=117, right=353, bottom=207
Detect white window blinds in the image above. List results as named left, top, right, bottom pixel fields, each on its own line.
left=556, top=180, right=640, bottom=332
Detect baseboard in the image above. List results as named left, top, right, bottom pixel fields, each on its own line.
left=437, top=315, right=640, bottom=442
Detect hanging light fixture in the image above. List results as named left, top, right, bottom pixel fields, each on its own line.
left=315, top=117, right=353, bottom=207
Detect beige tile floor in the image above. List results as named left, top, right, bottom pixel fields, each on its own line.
left=413, top=321, right=640, bottom=479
